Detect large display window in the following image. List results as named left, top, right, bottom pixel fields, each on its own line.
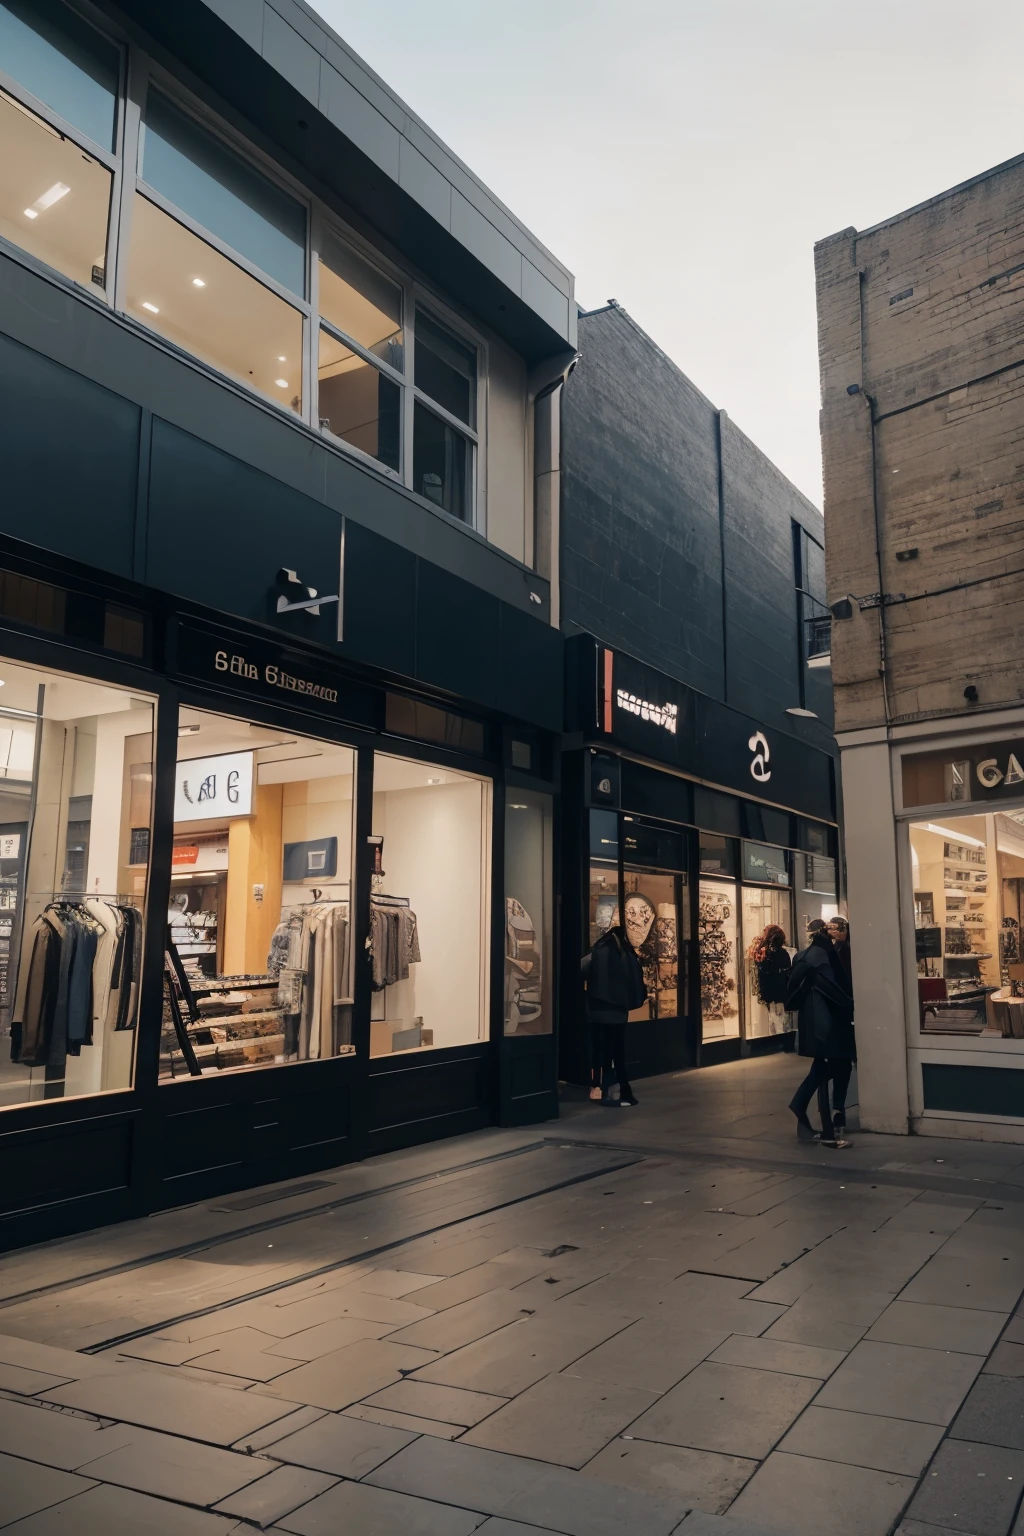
left=0, top=659, right=154, bottom=1110
left=370, top=753, right=490, bottom=1056
left=909, top=809, right=1024, bottom=1037
left=162, top=709, right=355, bottom=1077
left=504, top=791, right=553, bottom=1036
left=741, top=861, right=795, bottom=1040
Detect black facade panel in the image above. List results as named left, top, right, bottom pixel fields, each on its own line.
left=0, top=332, right=138, bottom=578
left=341, top=520, right=417, bottom=679
left=922, top=1064, right=1024, bottom=1118
left=0, top=1114, right=133, bottom=1216
left=162, top=1100, right=248, bottom=1179
left=368, top=1052, right=489, bottom=1133
left=148, top=420, right=341, bottom=642
left=417, top=564, right=500, bottom=708
left=620, top=760, right=694, bottom=825
left=498, top=603, right=563, bottom=732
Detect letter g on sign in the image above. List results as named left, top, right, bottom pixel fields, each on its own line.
left=977, top=759, right=1004, bottom=789
left=749, top=731, right=771, bottom=783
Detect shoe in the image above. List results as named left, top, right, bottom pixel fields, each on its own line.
left=601, top=1095, right=623, bottom=1108
left=589, top=1087, right=602, bottom=1102
left=792, top=1109, right=819, bottom=1142
left=620, top=1091, right=639, bottom=1107
left=821, top=1137, right=851, bottom=1149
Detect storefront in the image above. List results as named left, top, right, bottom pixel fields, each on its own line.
left=892, top=727, right=1024, bottom=1136
left=0, top=542, right=559, bottom=1251
left=562, top=640, right=840, bottom=1084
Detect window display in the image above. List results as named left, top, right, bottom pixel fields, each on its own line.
left=0, top=659, right=154, bottom=1110
left=742, top=885, right=795, bottom=1038
left=623, top=870, right=687, bottom=1021
left=504, top=792, right=553, bottom=1035
left=370, top=753, right=489, bottom=1056
left=699, top=877, right=739, bottom=1040
left=910, top=811, right=1014, bottom=1036
left=589, top=861, right=618, bottom=947
left=162, top=709, right=355, bottom=1078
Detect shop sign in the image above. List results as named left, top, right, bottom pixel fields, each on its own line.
left=599, top=650, right=696, bottom=768
left=170, top=622, right=381, bottom=731
left=174, top=751, right=253, bottom=823
left=903, top=739, right=1024, bottom=808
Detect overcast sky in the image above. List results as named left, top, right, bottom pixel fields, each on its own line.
left=311, top=0, right=1024, bottom=507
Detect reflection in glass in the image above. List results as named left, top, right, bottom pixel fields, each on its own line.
left=0, top=89, right=111, bottom=287
left=318, top=233, right=403, bottom=370
left=415, top=308, right=476, bottom=425
left=0, top=659, right=154, bottom=1112
left=127, top=195, right=303, bottom=412
left=162, top=710, right=356, bottom=1079
left=413, top=401, right=470, bottom=521
left=624, top=869, right=686, bottom=1021
left=504, top=792, right=553, bottom=1035
left=589, top=863, right=618, bottom=948
left=318, top=329, right=400, bottom=469
left=141, top=89, right=306, bottom=294
left=370, top=753, right=490, bottom=1057
left=911, top=813, right=996, bottom=1038
left=700, top=877, right=739, bottom=1041
left=0, top=0, right=119, bottom=149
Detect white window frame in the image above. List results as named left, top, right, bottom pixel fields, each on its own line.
left=0, top=0, right=493, bottom=535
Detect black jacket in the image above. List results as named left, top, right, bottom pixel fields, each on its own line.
left=786, top=934, right=855, bottom=1060
left=757, top=946, right=792, bottom=1005
left=582, top=927, right=647, bottom=1023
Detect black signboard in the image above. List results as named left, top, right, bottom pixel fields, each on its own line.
left=598, top=649, right=698, bottom=772
left=170, top=622, right=381, bottom=732
left=904, top=742, right=1024, bottom=809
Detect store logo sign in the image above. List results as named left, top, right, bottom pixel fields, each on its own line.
left=174, top=751, right=254, bottom=823
left=977, top=753, right=1024, bottom=790
left=616, top=689, right=678, bottom=735
left=749, top=731, right=772, bottom=782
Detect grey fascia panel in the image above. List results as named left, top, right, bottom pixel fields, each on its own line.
left=195, top=0, right=572, bottom=334
left=522, top=261, right=570, bottom=338
left=262, top=6, right=320, bottom=101
left=398, top=139, right=452, bottom=229
left=320, top=62, right=400, bottom=180
left=201, top=0, right=263, bottom=51
left=451, top=191, right=522, bottom=298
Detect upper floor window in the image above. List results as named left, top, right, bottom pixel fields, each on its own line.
left=0, top=0, right=119, bottom=293
left=0, top=2, right=490, bottom=534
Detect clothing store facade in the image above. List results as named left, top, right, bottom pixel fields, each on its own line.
left=0, top=0, right=573, bottom=1249
left=561, top=639, right=841, bottom=1083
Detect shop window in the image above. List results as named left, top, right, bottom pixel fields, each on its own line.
left=700, top=832, right=737, bottom=878
left=0, top=657, right=154, bottom=1112
left=910, top=810, right=1019, bottom=1038
left=699, top=876, right=739, bottom=1041
left=589, top=809, right=618, bottom=861
left=140, top=89, right=306, bottom=295
left=126, top=195, right=303, bottom=413
left=317, top=231, right=403, bottom=469
left=370, top=752, right=490, bottom=1056
left=589, top=861, right=618, bottom=947
left=0, top=571, right=146, bottom=658
left=742, top=883, right=795, bottom=1040
left=162, top=709, right=356, bottom=1079
left=0, top=0, right=119, bottom=150
left=795, top=851, right=837, bottom=947
left=624, top=868, right=688, bottom=1021
left=0, top=87, right=112, bottom=289
left=318, top=233, right=403, bottom=370
left=318, top=330, right=400, bottom=469
left=504, top=791, right=552, bottom=1035
left=412, top=309, right=477, bottom=523
left=695, top=787, right=742, bottom=839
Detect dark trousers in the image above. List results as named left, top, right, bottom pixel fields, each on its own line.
left=590, top=1017, right=628, bottom=1095
left=790, top=1058, right=853, bottom=1140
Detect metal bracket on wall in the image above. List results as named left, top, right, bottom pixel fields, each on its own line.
left=274, top=568, right=339, bottom=617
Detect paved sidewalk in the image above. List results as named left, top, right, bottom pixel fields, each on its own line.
left=0, top=1056, right=1023, bottom=1533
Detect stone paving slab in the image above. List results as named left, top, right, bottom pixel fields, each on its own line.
left=275, top=1478, right=486, bottom=1534
left=814, top=1339, right=985, bottom=1425
left=727, top=1450, right=916, bottom=1535
left=1, top=1482, right=247, bottom=1533
left=461, top=1370, right=656, bottom=1467
left=904, top=1438, right=1024, bottom=1534
left=627, top=1359, right=819, bottom=1459
left=777, top=1404, right=944, bottom=1476
left=212, top=1465, right=338, bottom=1528
left=0, top=1451, right=97, bottom=1525
left=581, top=1436, right=756, bottom=1511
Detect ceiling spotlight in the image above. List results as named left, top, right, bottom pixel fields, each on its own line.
left=26, top=182, right=70, bottom=219
left=786, top=706, right=818, bottom=719
left=274, top=378, right=289, bottom=388
left=23, top=209, right=37, bottom=220
left=427, top=776, right=443, bottom=785
left=277, top=355, right=287, bottom=362
left=509, top=803, right=527, bottom=810
left=141, top=301, right=159, bottom=314
left=192, top=277, right=206, bottom=288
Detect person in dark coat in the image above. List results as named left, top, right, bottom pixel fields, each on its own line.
left=786, top=920, right=855, bottom=1147
left=581, top=924, right=647, bottom=1107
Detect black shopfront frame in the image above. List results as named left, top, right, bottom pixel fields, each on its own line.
left=561, top=637, right=840, bottom=1086
left=0, top=586, right=559, bottom=1252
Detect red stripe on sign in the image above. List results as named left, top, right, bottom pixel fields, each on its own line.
left=602, top=649, right=614, bottom=733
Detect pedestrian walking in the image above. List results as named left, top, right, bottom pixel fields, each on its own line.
left=786, top=919, right=855, bottom=1147
left=581, top=922, right=647, bottom=1107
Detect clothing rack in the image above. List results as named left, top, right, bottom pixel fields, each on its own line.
left=370, top=893, right=410, bottom=908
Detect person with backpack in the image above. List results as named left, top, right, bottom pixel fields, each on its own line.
left=581, top=921, right=647, bottom=1107
left=785, top=919, right=855, bottom=1147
